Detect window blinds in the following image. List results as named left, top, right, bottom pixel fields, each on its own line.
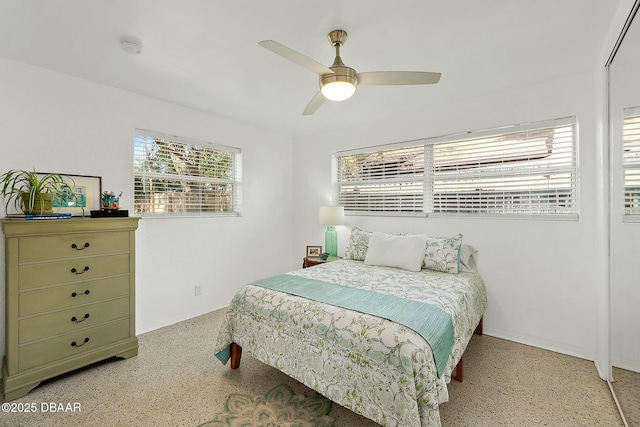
left=432, top=120, right=577, bottom=216
left=134, top=131, right=242, bottom=216
left=334, top=117, right=577, bottom=218
left=336, top=144, right=426, bottom=214
left=623, top=110, right=640, bottom=217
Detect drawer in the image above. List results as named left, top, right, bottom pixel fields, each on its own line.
left=19, top=275, right=130, bottom=316
left=19, top=318, right=130, bottom=372
left=19, top=297, right=130, bottom=344
left=18, top=231, right=130, bottom=262
left=18, top=253, right=130, bottom=290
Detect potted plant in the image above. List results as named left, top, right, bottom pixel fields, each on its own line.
left=101, top=191, right=122, bottom=210
left=0, top=169, right=78, bottom=215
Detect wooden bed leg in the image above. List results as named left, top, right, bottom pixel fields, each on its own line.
left=454, top=316, right=482, bottom=382
left=453, top=316, right=484, bottom=382
left=230, top=342, right=242, bottom=369
left=454, top=355, right=464, bottom=382
left=474, top=316, right=484, bottom=335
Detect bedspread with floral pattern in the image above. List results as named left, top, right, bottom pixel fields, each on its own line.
left=214, top=260, right=487, bottom=427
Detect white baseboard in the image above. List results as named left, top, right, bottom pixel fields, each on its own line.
left=136, top=305, right=228, bottom=335
left=483, top=328, right=593, bottom=362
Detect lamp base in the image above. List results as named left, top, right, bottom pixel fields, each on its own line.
left=325, top=226, right=338, bottom=257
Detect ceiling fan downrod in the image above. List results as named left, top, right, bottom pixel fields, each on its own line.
left=321, top=29, right=358, bottom=97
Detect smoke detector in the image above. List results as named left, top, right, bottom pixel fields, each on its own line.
left=120, top=38, right=142, bottom=55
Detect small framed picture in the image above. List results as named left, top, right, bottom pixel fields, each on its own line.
left=306, top=246, right=322, bottom=257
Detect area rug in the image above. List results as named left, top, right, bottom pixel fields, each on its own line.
left=198, top=383, right=335, bottom=427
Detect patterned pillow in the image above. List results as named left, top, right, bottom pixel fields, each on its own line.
left=344, top=227, right=373, bottom=260
left=459, top=244, right=478, bottom=272
left=423, top=234, right=463, bottom=274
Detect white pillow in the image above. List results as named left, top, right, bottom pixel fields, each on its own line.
left=364, top=232, right=428, bottom=272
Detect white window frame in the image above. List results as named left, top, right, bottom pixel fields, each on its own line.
left=622, top=106, right=640, bottom=220
left=333, top=117, right=578, bottom=220
left=134, top=129, right=242, bottom=217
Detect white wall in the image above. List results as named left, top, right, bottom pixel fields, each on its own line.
left=0, top=57, right=295, bottom=357
left=292, top=71, right=605, bottom=361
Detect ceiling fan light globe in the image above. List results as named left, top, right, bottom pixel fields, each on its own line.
left=321, top=81, right=356, bottom=101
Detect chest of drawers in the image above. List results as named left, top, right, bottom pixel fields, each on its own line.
left=1, top=217, right=139, bottom=401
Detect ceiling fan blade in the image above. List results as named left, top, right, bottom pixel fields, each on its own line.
left=358, top=71, right=441, bottom=86
left=259, top=40, right=334, bottom=75
left=302, top=92, right=325, bottom=115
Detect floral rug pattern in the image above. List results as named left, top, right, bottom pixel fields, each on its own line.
left=198, top=383, right=334, bottom=427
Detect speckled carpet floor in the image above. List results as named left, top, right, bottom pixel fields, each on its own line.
left=3, top=308, right=624, bottom=427
left=612, top=367, right=640, bottom=426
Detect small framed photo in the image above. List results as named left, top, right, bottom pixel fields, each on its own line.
left=306, top=245, right=322, bottom=257
left=39, top=173, right=102, bottom=216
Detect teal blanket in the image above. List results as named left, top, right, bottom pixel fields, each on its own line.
left=239, top=273, right=454, bottom=378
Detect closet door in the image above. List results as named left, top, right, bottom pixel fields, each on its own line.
left=609, top=2, right=640, bottom=425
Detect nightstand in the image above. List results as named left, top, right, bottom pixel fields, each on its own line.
left=302, top=256, right=341, bottom=268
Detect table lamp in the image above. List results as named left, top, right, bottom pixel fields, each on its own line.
left=318, top=206, right=344, bottom=257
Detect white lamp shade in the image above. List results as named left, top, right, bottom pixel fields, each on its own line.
left=321, top=81, right=356, bottom=101
left=319, top=206, right=344, bottom=226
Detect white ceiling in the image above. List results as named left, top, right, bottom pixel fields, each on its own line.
left=0, top=1, right=622, bottom=137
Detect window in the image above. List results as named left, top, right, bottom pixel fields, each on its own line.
left=134, top=130, right=241, bottom=216
left=335, top=117, right=577, bottom=219
left=623, top=107, right=640, bottom=218
left=335, top=144, right=426, bottom=213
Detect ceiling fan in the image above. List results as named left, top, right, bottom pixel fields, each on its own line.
left=258, top=29, right=441, bottom=115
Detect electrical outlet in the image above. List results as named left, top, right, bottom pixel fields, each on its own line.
left=194, top=285, right=202, bottom=296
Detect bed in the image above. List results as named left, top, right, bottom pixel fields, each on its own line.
left=214, top=229, right=487, bottom=427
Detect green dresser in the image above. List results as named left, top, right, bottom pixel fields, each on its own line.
left=1, top=217, right=139, bottom=401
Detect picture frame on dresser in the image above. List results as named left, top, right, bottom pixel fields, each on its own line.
left=38, top=173, right=102, bottom=216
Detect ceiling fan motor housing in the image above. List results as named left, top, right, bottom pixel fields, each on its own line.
left=320, top=66, right=358, bottom=88
left=320, top=65, right=358, bottom=101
